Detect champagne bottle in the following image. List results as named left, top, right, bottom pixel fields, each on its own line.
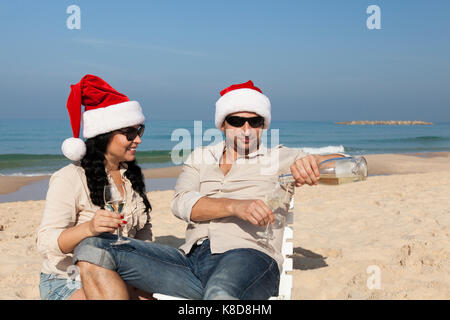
left=318, top=156, right=368, bottom=185
left=278, top=156, right=368, bottom=185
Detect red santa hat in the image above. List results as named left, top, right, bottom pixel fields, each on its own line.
left=215, top=80, right=271, bottom=129
left=61, top=74, right=145, bottom=161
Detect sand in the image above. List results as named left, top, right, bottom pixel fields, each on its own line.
left=0, top=176, right=50, bottom=195
left=0, top=152, right=449, bottom=299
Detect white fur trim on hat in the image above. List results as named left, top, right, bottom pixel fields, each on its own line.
left=82, top=101, right=145, bottom=138
left=215, top=88, right=271, bottom=129
left=61, top=137, right=86, bottom=161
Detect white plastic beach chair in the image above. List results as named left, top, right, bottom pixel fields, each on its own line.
left=153, top=198, right=294, bottom=301
left=269, top=200, right=294, bottom=300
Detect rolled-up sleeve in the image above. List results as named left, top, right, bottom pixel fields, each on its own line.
left=36, top=171, right=77, bottom=256
left=294, top=148, right=309, bottom=161
left=297, top=147, right=350, bottom=158
left=170, top=152, right=204, bottom=223
left=295, top=148, right=351, bottom=161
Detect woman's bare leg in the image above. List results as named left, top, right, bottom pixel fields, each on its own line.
left=68, top=288, right=87, bottom=300
left=127, top=285, right=156, bottom=300
left=77, top=261, right=129, bottom=300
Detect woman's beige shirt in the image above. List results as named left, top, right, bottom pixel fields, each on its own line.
left=36, top=162, right=152, bottom=279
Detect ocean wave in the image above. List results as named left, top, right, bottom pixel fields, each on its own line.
left=300, top=145, right=345, bottom=154
left=0, top=151, right=176, bottom=177
left=0, top=151, right=175, bottom=170
left=413, top=136, right=449, bottom=141
left=0, top=172, right=52, bottom=177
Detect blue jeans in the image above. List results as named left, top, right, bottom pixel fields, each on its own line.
left=73, top=234, right=279, bottom=300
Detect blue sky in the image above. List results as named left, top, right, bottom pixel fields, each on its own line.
left=0, top=0, right=449, bottom=122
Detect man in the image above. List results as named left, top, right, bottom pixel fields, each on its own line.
left=74, top=80, right=343, bottom=299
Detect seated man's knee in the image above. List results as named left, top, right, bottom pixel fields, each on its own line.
left=76, top=236, right=103, bottom=250
left=74, top=237, right=99, bottom=257
left=73, top=236, right=117, bottom=271
left=204, top=286, right=238, bottom=300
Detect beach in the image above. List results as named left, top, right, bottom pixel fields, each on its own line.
left=0, top=152, right=449, bottom=299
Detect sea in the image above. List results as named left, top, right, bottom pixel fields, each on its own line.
left=1, top=119, right=450, bottom=177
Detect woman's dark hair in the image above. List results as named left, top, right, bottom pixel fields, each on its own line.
left=80, top=131, right=151, bottom=213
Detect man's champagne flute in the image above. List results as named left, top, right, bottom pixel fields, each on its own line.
left=103, top=183, right=129, bottom=245
left=256, top=178, right=291, bottom=250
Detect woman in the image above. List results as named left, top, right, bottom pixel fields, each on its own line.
left=36, top=75, right=153, bottom=300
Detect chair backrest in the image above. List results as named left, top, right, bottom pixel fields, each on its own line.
left=269, top=198, right=294, bottom=300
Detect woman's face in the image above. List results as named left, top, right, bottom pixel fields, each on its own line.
left=105, top=125, right=142, bottom=163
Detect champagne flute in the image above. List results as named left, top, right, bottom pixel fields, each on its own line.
left=256, top=179, right=291, bottom=249
left=103, top=183, right=129, bottom=245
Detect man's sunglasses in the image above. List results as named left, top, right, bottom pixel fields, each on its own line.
left=225, top=116, right=264, bottom=128
left=116, top=124, right=145, bottom=141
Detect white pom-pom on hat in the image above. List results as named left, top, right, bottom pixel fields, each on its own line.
left=61, top=74, right=145, bottom=161
left=61, top=137, right=86, bottom=162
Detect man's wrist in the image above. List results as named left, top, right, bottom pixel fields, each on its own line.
left=313, top=154, right=322, bottom=163
left=225, top=199, right=236, bottom=216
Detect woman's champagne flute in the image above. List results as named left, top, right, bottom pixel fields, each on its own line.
left=103, top=183, right=129, bottom=245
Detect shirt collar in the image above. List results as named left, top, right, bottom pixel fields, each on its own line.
left=119, top=162, right=128, bottom=177
left=208, top=140, right=270, bottom=162
left=106, top=162, right=128, bottom=179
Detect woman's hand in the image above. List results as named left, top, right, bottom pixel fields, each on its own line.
left=58, top=209, right=125, bottom=254
left=88, top=209, right=124, bottom=237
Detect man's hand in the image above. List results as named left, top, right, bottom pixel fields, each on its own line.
left=231, top=199, right=274, bottom=227
left=290, top=155, right=320, bottom=187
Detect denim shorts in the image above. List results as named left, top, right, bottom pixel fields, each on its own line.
left=39, top=273, right=82, bottom=300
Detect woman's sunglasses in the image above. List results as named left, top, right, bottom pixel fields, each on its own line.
left=116, top=124, right=145, bottom=141
left=225, top=116, right=264, bottom=128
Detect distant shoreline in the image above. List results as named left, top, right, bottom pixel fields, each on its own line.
left=0, top=166, right=182, bottom=196
left=336, top=120, right=433, bottom=125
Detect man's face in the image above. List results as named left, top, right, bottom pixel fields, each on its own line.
left=221, top=111, right=264, bottom=155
